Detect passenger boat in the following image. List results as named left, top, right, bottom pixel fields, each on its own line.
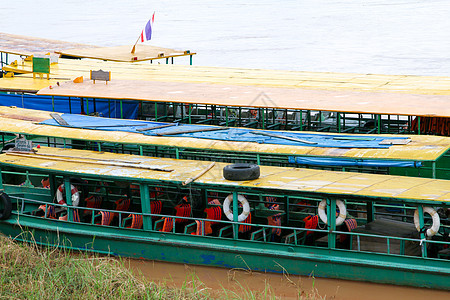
left=0, top=146, right=448, bottom=289
left=34, top=76, right=450, bottom=136
left=0, top=106, right=449, bottom=179
left=1, top=37, right=449, bottom=136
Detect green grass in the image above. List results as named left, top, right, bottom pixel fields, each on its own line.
left=0, top=234, right=211, bottom=299
left=0, top=234, right=323, bottom=299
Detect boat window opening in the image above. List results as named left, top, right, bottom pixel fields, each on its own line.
left=0, top=158, right=447, bottom=258
left=1, top=168, right=448, bottom=261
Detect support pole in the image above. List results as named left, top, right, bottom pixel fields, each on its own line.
left=417, top=205, right=427, bottom=257
left=327, top=198, right=336, bottom=249
left=232, top=191, right=238, bottom=240
left=64, top=177, right=73, bottom=221
left=140, top=184, right=152, bottom=230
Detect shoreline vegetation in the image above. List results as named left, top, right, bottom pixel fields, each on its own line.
left=0, top=234, right=321, bottom=299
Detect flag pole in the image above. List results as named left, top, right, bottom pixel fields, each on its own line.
left=131, top=12, right=155, bottom=54
left=131, top=35, right=141, bottom=54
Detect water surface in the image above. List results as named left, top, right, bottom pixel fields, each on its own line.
left=1, top=1, right=450, bottom=75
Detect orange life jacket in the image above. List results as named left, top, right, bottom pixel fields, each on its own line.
left=38, top=204, right=56, bottom=219
left=267, top=204, right=282, bottom=236
left=161, top=217, right=174, bottom=232
left=84, top=195, right=103, bottom=215
left=127, top=214, right=143, bottom=229
left=150, top=200, right=163, bottom=217
left=58, top=209, right=80, bottom=222
left=175, top=203, right=191, bottom=223
left=340, top=218, right=358, bottom=242
left=239, top=213, right=252, bottom=233
left=191, top=220, right=205, bottom=236
left=265, top=196, right=277, bottom=208
left=303, top=215, right=318, bottom=235
left=150, top=186, right=164, bottom=198
left=203, top=206, right=222, bottom=235
left=97, top=211, right=113, bottom=226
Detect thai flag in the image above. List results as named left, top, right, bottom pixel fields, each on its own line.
left=140, top=13, right=155, bottom=42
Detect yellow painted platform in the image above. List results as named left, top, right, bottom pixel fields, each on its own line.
left=2, top=58, right=450, bottom=94
left=0, top=32, right=98, bottom=56
left=37, top=78, right=450, bottom=117
left=0, top=32, right=194, bottom=63
left=56, top=44, right=195, bottom=62
left=0, top=106, right=448, bottom=161
left=1, top=146, right=448, bottom=202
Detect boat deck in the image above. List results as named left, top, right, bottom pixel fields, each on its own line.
left=0, top=32, right=98, bottom=56
left=37, top=78, right=450, bottom=118
left=0, top=106, right=448, bottom=162
left=0, top=146, right=449, bottom=203
left=0, top=32, right=195, bottom=63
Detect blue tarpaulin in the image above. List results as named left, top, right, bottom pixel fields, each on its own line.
left=40, top=113, right=411, bottom=149
left=288, top=156, right=422, bottom=168
left=0, top=93, right=139, bottom=119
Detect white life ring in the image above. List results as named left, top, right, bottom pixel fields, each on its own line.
left=414, top=207, right=440, bottom=237
left=56, top=184, right=80, bottom=207
left=318, top=199, right=347, bottom=226
left=223, top=194, right=250, bottom=222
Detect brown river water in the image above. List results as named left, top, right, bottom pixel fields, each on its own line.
left=125, top=259, right=449, bottom=299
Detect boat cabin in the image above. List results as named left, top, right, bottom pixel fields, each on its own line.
left=0, top=147, right=448, bottom=289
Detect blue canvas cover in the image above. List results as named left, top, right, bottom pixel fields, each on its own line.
left=288, top=156, right=422, bottom=168
left=39, top=113, right=411, bottom=149
left=0, top=93, right=138, bottom=119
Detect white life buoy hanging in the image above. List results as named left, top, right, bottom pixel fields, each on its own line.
left=318, top=199, right=347, bottom=226
left=223, top=194, right=250, bottom=222
left=414, top=206, right=440, bottom=237
left=56, top=184, right=80, bottom=207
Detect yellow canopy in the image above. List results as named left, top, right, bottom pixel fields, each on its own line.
left=0, top=147, right=448, bottom=202
left=37, top=79, right=450, bottom=117
left=0, top=32, right=98, bottom=56
left=56, top=44, right=195, bottom=63
left=1, top=55, right=450, bottom=94
left=0, top=106, right=448, bottom=161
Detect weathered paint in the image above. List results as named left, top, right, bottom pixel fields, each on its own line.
left=0, top=147, right=448, bottom=203
left=0, top=216, right=448, bottom=290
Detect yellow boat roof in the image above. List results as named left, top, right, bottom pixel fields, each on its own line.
left=1, top=54, right=450, bottom=97
left=0, top=147, right=448, bottom=203
left=0, top=32, right=98, bottom=56
left=56, top=44, right=195, bottom=63
left=2, top=57, right=450, bottom=94
left=0, top=106, right=448, bottom=161
left=0, top=32, right=194, bottom=62
left=37, top=78, right=450, bottom=117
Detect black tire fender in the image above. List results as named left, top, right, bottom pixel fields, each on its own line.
left=0, top=193, right=12, bottom=220
left=223, top=163, right=260, bottom=181
left=2, top=143, right=15, bottom=152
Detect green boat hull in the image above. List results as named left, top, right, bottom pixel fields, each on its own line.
left=1, top=215, right=449, bottom=291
